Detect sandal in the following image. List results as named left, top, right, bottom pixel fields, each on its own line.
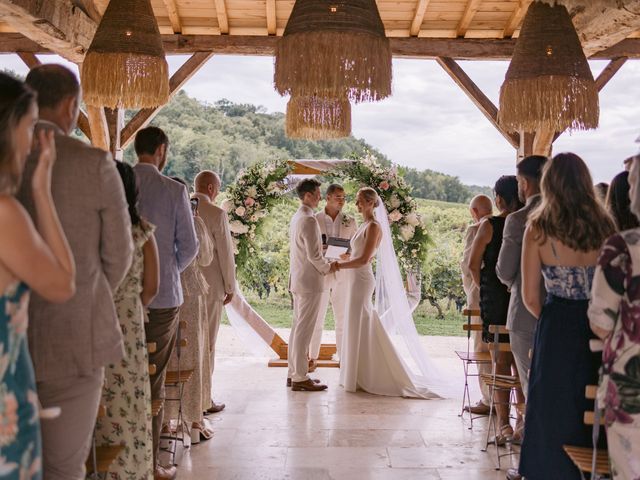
left=495, top=424, right=514, bottom=446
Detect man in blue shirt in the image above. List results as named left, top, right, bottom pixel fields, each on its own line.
left=133, top=127, right=198, bottom=480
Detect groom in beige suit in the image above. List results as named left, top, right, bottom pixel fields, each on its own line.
left=288, top=179, right=337, bottom=391
left=194, top=170, right=236, bottom=412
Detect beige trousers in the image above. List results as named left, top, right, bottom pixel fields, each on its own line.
left=309, top=282, right=348, bottom=361
left=289, top=292, right=324, bottom=382
left=206, top=295, right=224, bottom=382
left=37, top=368, right=104, bottom=480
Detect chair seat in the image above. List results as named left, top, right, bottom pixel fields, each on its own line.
left=563, top=446, right=610, bottom=475
left=165, top=369, right=194, bottom=385
left=480, top=373, right=521, bottom=389
left=86, top=445, right=123, bottom=474
left=455, top=351, right=491, bottom=363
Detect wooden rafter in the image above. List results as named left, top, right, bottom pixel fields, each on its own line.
left=162, top=0, right=182, bottom=34
left=71, top=0, right=102, bottom=22
left=86, top=106, right=109, bottom=151
left=457, top=0, right=482, bottom=38
left=266, top=0, right=277, bottom=36
left=120, top=52, right=214, bottom=148
left=595, top=56, right=628, bottom=91
left=16, top=51, right=39, bottom=68
left=435, top=56, right=519, bottom=149
left=214, top=0, right=229, bottom=35
left=503, top=0, right=532, bottom=38
left=410, top=0, right=431, bottom=37
left=0, top=0, right=96, bottom=63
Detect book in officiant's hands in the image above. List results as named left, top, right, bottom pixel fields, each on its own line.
left=324, top=237, right=351, bottom=260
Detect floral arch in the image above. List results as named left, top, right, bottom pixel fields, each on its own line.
left=221, top=154, right=430, bottom=366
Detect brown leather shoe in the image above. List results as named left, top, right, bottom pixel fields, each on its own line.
left=154, top=465, right=177, bottom=480
left=287, top=377, right=321, bottom=387
left=291, top=379, right=328, bottom=391
left=505, top=468, right=522, bottom=480
left=463, top=401, right=490, bottom=415
left=204, top=402, right=225, bottom=414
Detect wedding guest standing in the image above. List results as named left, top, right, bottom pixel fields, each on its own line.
left=18, top=65, right=133, bottom=480
left=518, top=153, right=615, bottom=480
left=606, top=170, right=639, bottom=231
left=468, top=175, right=523, bottom=442
left=133, top=127, right=198, bottom=480
left=94, top=162, right=159, bottom=480
left=193, top=170, right=236, bottom=413
left=460, top=194, right=493, bottom=415
left=0, top=73, right=75, bottom=480
left=310, top=184, right=357, bottom=364
left=588, top=155, right=640, bottom=480
left=166, top=177, right=214, bottom=442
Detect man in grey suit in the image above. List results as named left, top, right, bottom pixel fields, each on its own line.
left=134, top=126, right=198, bottom=480
left=496, top=155, right=547, bottom=397
left=18, top=65, right=133, bottom=480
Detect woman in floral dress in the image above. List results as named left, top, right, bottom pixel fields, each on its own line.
left=0, top=74, right=75, bottom=478
left=94, top=162, right=159, bottom=479
left=589, top=157, right=640, bottom=480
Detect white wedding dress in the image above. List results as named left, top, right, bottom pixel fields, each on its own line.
left=339, top=208, right=451, bottom=399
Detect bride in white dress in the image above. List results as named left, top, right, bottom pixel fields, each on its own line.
left=336, top=187, right=450, bottom=399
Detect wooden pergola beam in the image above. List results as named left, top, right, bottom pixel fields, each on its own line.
left=86, top=106, right=109, bottom=151
left=266, top=0, right=276, bottom=36
left=120, top=52, right=214, bottom=148
left=457, top=0, right=482, bottom=38
left=410, top=0, right=431, bottom=37
left=435, top=56, right=519, bottom=149
left=594, top=56, right=628, bottom=91
left=71, top=0, right=102, bottom=22
left=16, top=51, right=39, bottom=68
left=214, top=0, right=229, bottom=35
left=0, top=0, right=96, bottom=63
left=161, top=0, right=182, bottom=34
left=503, top=0, right=531, bottom=38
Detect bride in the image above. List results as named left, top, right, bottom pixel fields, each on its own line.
left=335, top=187, right=449, bottom=399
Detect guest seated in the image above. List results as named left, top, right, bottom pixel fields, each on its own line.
left=94, top=161, right=159, bottom=479
left=606, top=170, right=639, bottom=231
left=468, top=175, right=523, bottom=443
left=517, top=153, right=616, bottom=480
left=0, top=72, right=75, bottom=480
left=589, top=155, right=640, bottom=480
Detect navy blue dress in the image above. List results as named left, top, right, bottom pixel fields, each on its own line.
left=519, top=263, right=600, bottom=480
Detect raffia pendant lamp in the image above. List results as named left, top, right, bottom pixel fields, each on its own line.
left=286, top=95, right=351, bottom=140
left=81, top=0, right=169, bottom=108
left=498, top=1, right=599, bottom=133
left=275, top=0, right=392, bottom=104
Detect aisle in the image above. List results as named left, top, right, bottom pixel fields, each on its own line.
left=176, top=329, right=517, bottom=479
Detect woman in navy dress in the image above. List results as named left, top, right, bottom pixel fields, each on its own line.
left=519, top=153, right=616, bottom=479
left=0, top=73, right=75, bottom=478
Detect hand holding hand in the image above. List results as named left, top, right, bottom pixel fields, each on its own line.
left=31, top=129, right=56, bottom=194
left=223, top=292, right=234, bottom=305
left=329, top=262, right=339, bottom=273
left=339, top=253, right=351, bottom=261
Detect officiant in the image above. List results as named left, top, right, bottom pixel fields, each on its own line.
left=310, top=184, right=357, bottom=364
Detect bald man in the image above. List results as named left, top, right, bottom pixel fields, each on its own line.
left=193, top=170, right=236, bottom=413
left=460, top=194, right=493, bottom=415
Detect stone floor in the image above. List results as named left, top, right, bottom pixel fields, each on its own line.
left=173, top=326, right=519, bottom=479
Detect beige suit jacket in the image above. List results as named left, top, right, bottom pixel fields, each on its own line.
left=289, top=205, right=331, bottom=295
left=194, top=193, right=236, bottom=301
left=17, top=121, right=133, bottom=382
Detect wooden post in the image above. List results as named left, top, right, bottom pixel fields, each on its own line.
left=105, top=108, right=124, bottom=160
left=518, top=131, right=534, bottom=161
left=86, top=106, right=109, bottom=152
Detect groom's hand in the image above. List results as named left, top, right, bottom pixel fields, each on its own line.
left=329, top=262, right=339, bottom=273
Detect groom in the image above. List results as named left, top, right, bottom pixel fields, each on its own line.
left=288, top=179, right=337, bottom=391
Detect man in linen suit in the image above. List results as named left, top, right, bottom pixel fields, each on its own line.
left=310, top=184, right=357, bottom=363
left=193, top=170, right=236, bottom=413
left=288, top=179, right=337, bottom=391
left=497, top=155, right=547, bottom=398
left=18, top=65, right=133, bottom=480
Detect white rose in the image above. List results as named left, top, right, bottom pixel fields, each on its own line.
left=399, top=224, right=415, bottom=241
left=246, top=186, right=258, bottom=198
left=250, top=215, right=258, bottom=222
left=220, top=199, right=233, bottom=212
left=229, top=220, right=249, bottom=235
left=405, top=212, right=420, bottom=227
left=235, top=206, right=246, bottom=217
left=389, top=194, right=401, bottom=209
left=388, top=209, right=403, bottom=223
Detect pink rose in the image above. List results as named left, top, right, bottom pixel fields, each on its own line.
left=379, top=180, right=390, bottom=191
left=244, top=197, right=255, bottom=207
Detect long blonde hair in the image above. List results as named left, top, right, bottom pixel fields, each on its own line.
left=529, top=153, right=615, bottom=252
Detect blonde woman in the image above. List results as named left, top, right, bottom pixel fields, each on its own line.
left=517, top=153, right=616, bottom=480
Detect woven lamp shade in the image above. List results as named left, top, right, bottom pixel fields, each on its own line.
left=275, top=0, right=392, bottom=104
left=498, top=1, right=599, bottom=133
left=286, top=95, right=351, bottom=140
left=81, top=0, right=169, bottom=108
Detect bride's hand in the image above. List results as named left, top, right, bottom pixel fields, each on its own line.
left=339, top=253, right=350, bottom=261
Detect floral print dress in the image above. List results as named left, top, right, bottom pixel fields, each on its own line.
left=95, top=223, right=155, bottom=480
left=589, top=230, right=640, bottom=480
left=0, top=282, right=41, bottom=479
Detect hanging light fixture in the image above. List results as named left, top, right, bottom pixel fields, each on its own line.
left=498, top=1, right=599, bottom=133
left=286, top=95, right=351, bottom=140
left=81, top=0, right=170, bottom=108
left=275, top=0, right=392, bottom=104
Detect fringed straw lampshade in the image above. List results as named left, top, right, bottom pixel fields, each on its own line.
left=498, top=1, right=599, bottom=133
left=286, top=95, right=351, bottom=140
left=275, top=0, right=392, bottom=104
left=81, top=0, right=169, bottom=108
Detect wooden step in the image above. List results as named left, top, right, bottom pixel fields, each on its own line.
left=165, top=369, right=194, bottom=385
left=267, top=358, right=340, bottom=368
left=563, top=446, right=610, bottom=475
left=86, top=445, right=123, bottom=474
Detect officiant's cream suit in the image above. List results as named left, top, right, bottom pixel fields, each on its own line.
left=288, top=205, right=332, bottom=382
left=311, top=211, right=357, bottom=360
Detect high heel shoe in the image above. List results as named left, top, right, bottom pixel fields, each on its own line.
left=495, top=424, right=514, bottom=446
left=190, top=423, right=214, bottom=444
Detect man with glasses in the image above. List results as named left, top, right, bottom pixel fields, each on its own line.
left=310, top=184, right=357, bottom=365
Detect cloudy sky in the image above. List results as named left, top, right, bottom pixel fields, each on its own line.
left=1, top=53, right=638, bottom=186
